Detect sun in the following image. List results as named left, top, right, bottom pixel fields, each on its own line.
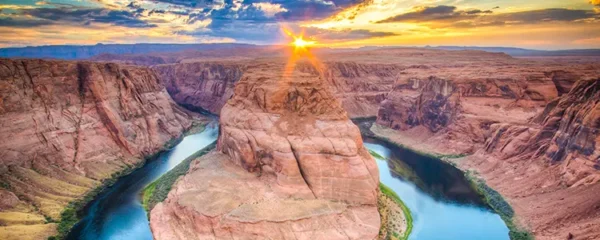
left=292, top=36, right=316, bottom=49
left=279, top=28, right=322, bottom=80
left=282, top=28, right=317, bottom=51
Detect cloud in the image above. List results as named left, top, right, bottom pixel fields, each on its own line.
left=155, top=0, right=366, bottom=21
left=453, top=8, right=599, bottom=28
left=183, top=20, right=284, bottom=43
left=0, top=17, right=52, bottom=27
left=591, top=0, right=600, bottom=13
left=377, top=5, right=598, bottom=28
left=377, top=5, right=492, bottom=23
left=251, top=2, right=287, bottom=17
left=303, top=27, right=398, bottom=41
left=21, top=7, right=156, bottom=28
left=149, top=0, right=222, bottom=8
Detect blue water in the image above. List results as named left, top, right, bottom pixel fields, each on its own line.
left=365, top=140, right=510, bottom=240
left=66, top=124, right=219, bottom=240
left=67, top=122, right=508, bottom=240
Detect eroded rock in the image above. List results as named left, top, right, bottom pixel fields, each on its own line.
left=0, top=58, right=192, bottom=239
left=150, top=60, right=380, bottom=239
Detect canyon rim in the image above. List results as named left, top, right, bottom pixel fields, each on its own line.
left=2, top=0, right=600, bottom=239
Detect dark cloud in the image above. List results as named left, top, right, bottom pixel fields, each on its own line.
left=0, top=17, right=53, bottom=27
left=453, top=8, right=599, bottom=28
left=378, top=5, right=491, bottom=23
left=21, top=8, right=156, bottom=28
left=151, top=0, right=221, bottom=8
left=182, top=20, right=284, bottom=43
left=303, top=28, right=398, bottom=41
left=378, top=5, right=598, bottom=28
left=495, top=8, right=597, bottom=23
left=465, top=9, right=493, bottom=15
left=157, top=0, right=365, bottom=21
left=274, top=0, right=365, bottom=20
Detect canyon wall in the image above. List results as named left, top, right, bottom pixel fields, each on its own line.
left=153, top=62, right=244, bottom=114
left=150, top=60, right=381, bottom=239
left=0, top=58, right=192, bottom=239
left=154, top=60, right=397, bottom=117
left=481, top=77, right=600, bottom=187
left=373, top=58, right=600, bottom=239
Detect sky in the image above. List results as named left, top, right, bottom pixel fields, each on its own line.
left=0, top=0, right=599, bottom=49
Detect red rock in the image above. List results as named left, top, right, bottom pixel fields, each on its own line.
left=0, top=58, right=192, bottom=238
left=150, top=60, right=380, bottom=239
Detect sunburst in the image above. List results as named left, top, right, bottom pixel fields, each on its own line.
left=280, top=28, right=322, bottom=80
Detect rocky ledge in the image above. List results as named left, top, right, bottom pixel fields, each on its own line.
left=150, top=60, right=381, bottom=239
left=0, top=58, right=193, bottom=239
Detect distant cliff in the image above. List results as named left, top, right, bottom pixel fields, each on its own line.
left=0, top=43, right=253, bottom=60
left=153, top=60, right=396, bottom=117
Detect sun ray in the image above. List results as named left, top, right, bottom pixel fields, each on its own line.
left=280, top=28, right=322, bottom=81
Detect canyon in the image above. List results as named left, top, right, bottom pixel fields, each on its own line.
left=145, top=48, right=600, bottom=239
left=150, top=59, right=381, bottom=239
left=1, top=46, right=599, bottom=240
left=0, top=58, right=196, bottom=239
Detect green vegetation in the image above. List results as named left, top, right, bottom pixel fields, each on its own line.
left=0, top=181, right=11, bottom=190
left=466, top=172, right=534, bottom=240
left=47, top=121, right=207, bottom=239
left=142, top=142, right=216, bottom=212
left=364, top=121, right=532, bottom=240
left=50, top=161, right=144, bottom=239
left=379, top=183, right=413, bottom=240
left=141, top=181, right=157, bottom=211
left=369, top=149, right=386, bottom=160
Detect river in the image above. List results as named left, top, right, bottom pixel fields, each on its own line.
left=67, top=123, right=508, bottom=240
left=66, top=124, right=219, bottom=240
left=364, top=137, right=509, bottom=240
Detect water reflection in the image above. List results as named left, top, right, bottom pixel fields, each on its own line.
left=365, top=139, right=509, bottom=240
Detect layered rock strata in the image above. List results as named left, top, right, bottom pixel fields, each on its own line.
left=0, top=58, right=192, bottom=239
left=374, top=72, right=600, bottom=238
left=150, top=60, right=381, bottom=239
left=154, top=62, right=244, bottom=114
left=153, top=60, right=397, bottom=117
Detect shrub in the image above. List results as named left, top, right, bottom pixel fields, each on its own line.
left=142, top=142, right=216, bottom=212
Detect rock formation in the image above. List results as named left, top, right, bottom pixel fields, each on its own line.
left=153, top=60, right=397, bottom=118
left=484, top=78, right=600, bottom=186
left=153, top=62, right=244, bottom=114
left=150, top=60, right=381, bottom=239
left=0, top=58, right=192, bottom=239
left=372, top=54, right=600, bottom=239
left=377, top=77, right=459, bottom=132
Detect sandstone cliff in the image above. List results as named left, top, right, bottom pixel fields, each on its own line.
left=373, top=60, right=600, bottom=239
left=150, top=60, right=381, bottom=239
left=0, top=58, right=192, bottom=239
left=153, top=60, right=396, bottom=118
left=153, top=62, right=244, bottom=114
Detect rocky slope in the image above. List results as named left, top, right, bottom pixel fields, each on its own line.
left=153, top=59, right=397, bottom=118
left=150, top=59, right=381, bottom=239
left=372, top=56, right=600, bottom=239
left=153, top=62, right=245, bottom=114
left=0, top=58, right=192, bottom=239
